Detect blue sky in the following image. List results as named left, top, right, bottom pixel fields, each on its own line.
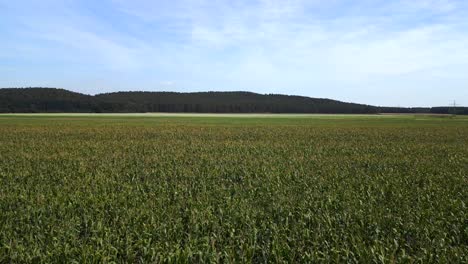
left=1, top=0, right=467, bottom=106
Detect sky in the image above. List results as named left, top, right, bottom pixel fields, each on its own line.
left=1, top=0, right=467, bottom=107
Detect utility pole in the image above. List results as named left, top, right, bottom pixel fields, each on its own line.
left=451, top=100, right=458, bottom=115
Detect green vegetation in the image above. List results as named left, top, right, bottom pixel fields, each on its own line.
left=0, top=88, right=378, bottom=114
left=0, top=114, right=467, bottom=262
left=4, top=87, right=468, bottom=114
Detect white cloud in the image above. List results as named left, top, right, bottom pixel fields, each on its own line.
left=39, top=27, right=142, bottom=71
left=401, top=0, right=457, bottom=12
left=160, top=81, right=175, bottom=86
left=1, top=0, right=468, bottom=105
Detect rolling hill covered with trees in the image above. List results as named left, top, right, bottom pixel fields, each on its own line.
left=1, top=88, right=467, bottom=114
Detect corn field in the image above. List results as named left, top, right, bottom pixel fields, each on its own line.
left=0, top=115, right=467, bottom=263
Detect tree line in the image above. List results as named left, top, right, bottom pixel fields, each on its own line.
left=1, top=88, right=467, bottom=115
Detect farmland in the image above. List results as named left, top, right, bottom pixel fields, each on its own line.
left=0, top=114, right=467, bottom=262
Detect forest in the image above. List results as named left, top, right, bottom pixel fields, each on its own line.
left=1, top=88, right=467, bottom=114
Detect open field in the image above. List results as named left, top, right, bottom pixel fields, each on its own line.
left=0, top=114, right=467, bottom=262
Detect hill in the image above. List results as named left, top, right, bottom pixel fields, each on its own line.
left=95, top=91, right=378, bottom=113
left=1, top=88, right=377, bottom=114
left=1, top=87, right=467, bottom=114
left=0, top=88, right=96, bottom=113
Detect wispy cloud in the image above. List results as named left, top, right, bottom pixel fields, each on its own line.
left=0, top=0, right=467, bottom=106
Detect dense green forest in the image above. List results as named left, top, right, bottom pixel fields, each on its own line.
left=1, top=88, right=467, bottom=114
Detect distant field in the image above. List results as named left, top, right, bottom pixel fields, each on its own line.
left=0, top=112, right=461, bottom=117
left=0, top=115, right=467, bottom=262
